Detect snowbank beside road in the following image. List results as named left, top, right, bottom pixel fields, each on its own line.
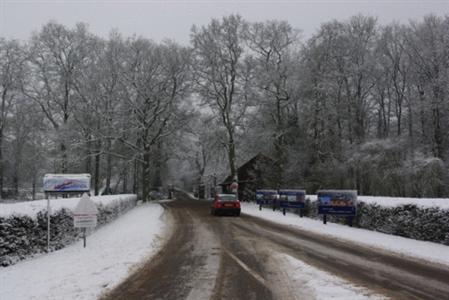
left=276, top=253, right=384, bottom=300
left=0, top=194, right=137, bottom=218
left=0, top=203, right=167, bottom=300
left=242, top=203, right=449, bottom=266
left=307, top=194, right=449, bottom=210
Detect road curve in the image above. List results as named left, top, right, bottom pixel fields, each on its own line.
left=101, top=195, right=449, bottom=300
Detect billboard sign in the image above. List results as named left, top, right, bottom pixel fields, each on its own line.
left=279, top=189, right=306, bottom=209
left=317, top=190, right=357, bottom=216
left=44, top=174, right=91, bottom=193
left=256, top=189, right=278, bottom=205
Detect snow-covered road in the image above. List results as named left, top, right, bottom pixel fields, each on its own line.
left=0, top=203, right=168, bottom=300
left=103, top=197, right=449, bottom=299
left=3, top=198, right=449, bottom=300
left=242, top=202, right=449, bottom=267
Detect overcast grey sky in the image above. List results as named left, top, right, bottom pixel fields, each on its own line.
left=1, top=0, right=448, bottom=44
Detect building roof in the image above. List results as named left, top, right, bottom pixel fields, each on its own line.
left=220, top=153, right=275, bottom=185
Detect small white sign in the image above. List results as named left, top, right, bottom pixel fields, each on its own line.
left=74, top=214, right=98, bottom=228
left=73, top=193, right=98, bottom=228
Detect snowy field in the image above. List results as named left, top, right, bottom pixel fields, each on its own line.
left=0, top=203, right=167, bottom=300
left=307, top=195, right=449, bottom=210
left=0, top=194, right=137, bottom=218
left=242, top=203, right=449, bottom=267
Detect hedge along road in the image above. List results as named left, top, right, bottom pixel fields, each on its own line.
left=101, top=194, right=449, bottom=300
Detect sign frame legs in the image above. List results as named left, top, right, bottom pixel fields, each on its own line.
left=46, top=193, right=50, bottom=252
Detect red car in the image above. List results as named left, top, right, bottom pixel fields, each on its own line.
left=210, top=194, right=241, bottom=216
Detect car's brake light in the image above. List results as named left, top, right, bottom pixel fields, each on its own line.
left=215, top=202, right=221, bottom=208
left=235, top=201, right=240, bottom=208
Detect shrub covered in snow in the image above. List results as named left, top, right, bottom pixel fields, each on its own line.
left=301, top=199, right=449, bottom=245
left=356, top=203, right=449, bottom=244
left=0, top=195, right=137, bottom=267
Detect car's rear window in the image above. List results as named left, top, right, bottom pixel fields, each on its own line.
left=219, top=195, right=237, bottom=201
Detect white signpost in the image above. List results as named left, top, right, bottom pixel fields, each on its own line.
left=43, top=174, right=91, bottom=252
left=73, top=193, right=98, bottom=247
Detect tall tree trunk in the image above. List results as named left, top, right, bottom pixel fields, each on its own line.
left=60, top=142, right=67, bottom=173
left=0, top=131, right=3, bottom=199
left=105, top=139, right=112, bottom=195
left=32, top=175, right=36, bottom=200
left=227, top=135, right=237, bottom=181
left=432, top=106, right=443, bottom=159
left=13, top=173, right=18, bottom=198
left=417, top=86, right=427, bottom=153
left=152, top=141, right=163, bottom=189
left=396, top=101, right=402, bottom=136
left=274, top=97, right=284, bottom=188
left=122, top=165, right=128, bottom=194
left=347, top=101, right=354, bottom=144
left=133, top=159, right=138, bottom=195
left=0, top=88, right=7, bottom=200
left=13, top=146, right=20, bottom=197
left=274, top=141, right=284, bottom=188
left=61, top=82, right=70, bottom=173
left=142, top=149, right=151, bottom=201
left=407, top=93, right=414, bottom=158
left=94, top=141, right=101, bottom=195
left=84, top=133, right=91, bottom=173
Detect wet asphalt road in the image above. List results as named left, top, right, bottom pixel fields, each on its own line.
left=102, top=195, right=449, bottom=300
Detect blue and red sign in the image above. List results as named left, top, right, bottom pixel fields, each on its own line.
left=279, top=189, right=306, bottom=209
left=317, top=190, right=357, bottom=216
left=44, top=174, right=91, bottom=193
left=256, top=189, right=278, bottom=206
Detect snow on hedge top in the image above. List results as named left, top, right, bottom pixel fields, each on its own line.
left=307, top=195, right=449, bottom=210
left=0, top=194, right=137, bottom=218
left=358, top=196, right=449, bottom=209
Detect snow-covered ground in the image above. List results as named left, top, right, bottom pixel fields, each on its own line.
left=0, top=203, right=167, bottom=300
left=275, top=253, right=384, bottom=300
left=242, top=203, right=449, bottom=266
left=0, top=194, right=137, bottom=218
left=307, top=195, right=449, bottom=210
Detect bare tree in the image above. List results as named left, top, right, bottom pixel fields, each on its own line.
left=23, top=22, right=94, bottom=172
left=7, top=96, right=46, bottom=197
left=0, top=39, right=24, bottom=198
left=119, top=38, right=191, bottom=201
left=405, top=15, right=449, bottom=160
left=376, top=24, right=410, bottom=137
left=245, top=20, right=300, bottom=187
left=191, top=15, right=253, bottom=181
